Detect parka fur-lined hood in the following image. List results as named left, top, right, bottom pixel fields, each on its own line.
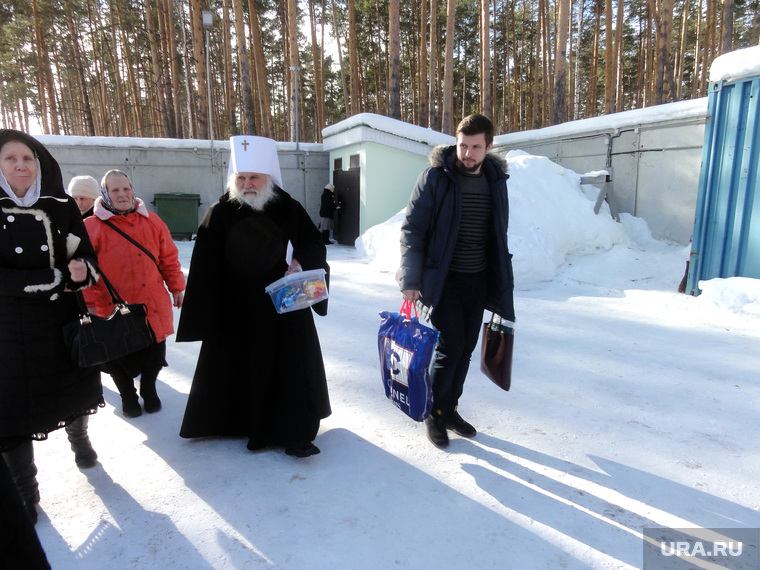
left=428, top=144, right=508, bottom=175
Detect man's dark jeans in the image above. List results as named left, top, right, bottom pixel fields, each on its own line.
left=429, top=270, right=487, bottom=415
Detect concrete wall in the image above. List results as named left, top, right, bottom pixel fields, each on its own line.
left=35, top=136, right=330, bottom=231
left=493, top=100, right=708, bottom=245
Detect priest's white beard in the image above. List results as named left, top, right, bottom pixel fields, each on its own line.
left=230, top=178, right=275, bottom=211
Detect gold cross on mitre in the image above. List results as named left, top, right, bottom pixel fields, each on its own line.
left=241, top=139, right=249, bottom=151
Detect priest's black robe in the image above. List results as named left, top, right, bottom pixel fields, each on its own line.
left=177, top=188, right=331, bottom=448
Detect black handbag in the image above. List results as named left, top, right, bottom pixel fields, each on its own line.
left=63, top=270, right=156, bottom=368
left=480, top=313, right=514, bottom=391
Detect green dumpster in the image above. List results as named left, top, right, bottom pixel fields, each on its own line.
left=153, top=193, right=201, bottom=239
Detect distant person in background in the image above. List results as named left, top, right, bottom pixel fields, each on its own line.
left=0, top=129, right=103, bottom=525
left=319, top=182, right=340, bottom=244
left=84, top=169, right=185, bottom=418
left=67, top=175, right=100, bottom=218
left=178, top=136, right=331, bottom=458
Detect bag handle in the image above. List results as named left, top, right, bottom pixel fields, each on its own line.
left=74, top=267, right=127, bottom=311
left=488, top=312, right=515, bottom=334
left=71, top=268, right=129, bottom=323
left=400, top=299, right=418, bottom=320
left=97, top=269, right=128, bottom=305
left=103, top=219, right=159, bottom=268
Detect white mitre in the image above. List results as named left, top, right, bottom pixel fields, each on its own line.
left=228, top=136, right=283, bottom=188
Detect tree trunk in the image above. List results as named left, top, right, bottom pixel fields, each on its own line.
left=428, top=0, right=439, bottom=129
left=721, top=0, right=735, bottom=54
left=441, top=0, right=456, bottom=134
left=179, top=1, right=195, bottom=138
left=573, top=0, right=585, bottom=119
left=651, top=0, right=674, bottom=104
left=308, top=0, right=325, bottom=140
left=191, top=0, right=209, bottom=139
left=541, top=0, right=551, bottom=125
left=248, top=0, right=274, bottom=138
left=675, top=0, right=690, bottom=100
left=604, top=0, right=615, bottom=113
left=158, top=0, right=179, bottom=137
left=553, top=0, right=569, bottom=124
left=64, top=0, right=95, bottom=136
left=614, top=0, right=625, bottom=111
left=330, top=0, right=350, bottom=118
left=419, top=0, right=429, bottom=127
left=287, top=0, right=300, bottom=141
left=222, top=0, right=238, bottom=136
left=588, top=2, right=601, bottom=116
left=107, top=2, right=128, bottom=134
left=348, top=0, right=360, bottom=115
left=692, top=0, right=703, bottom=98
left=510, top=0, right=520, bottom=130
left=114, top=0, right=144, bottom=135
left=145, top=0, right=170, bottom=137
left=700, top=0, right=714, bottom=97
left=388, top=0, right=401, bottom=119
left=31, top=0, right=59, bottom=134
left=481, top=0, right=492, bottom=118
left=232, top=0, right=256, bottom=135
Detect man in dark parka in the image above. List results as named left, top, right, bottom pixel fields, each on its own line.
left=399, top=114, right=515, bottom=449
left=178, top=136, right=330, bottom=458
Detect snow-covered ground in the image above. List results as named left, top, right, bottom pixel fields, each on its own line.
left=31, top=150, right=760, bottom=569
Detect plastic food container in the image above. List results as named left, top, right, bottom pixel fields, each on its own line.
left=265, top=268, right=329, bottom=314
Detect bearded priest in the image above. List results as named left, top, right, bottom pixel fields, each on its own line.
left=178, top=136, right=331, bottom=458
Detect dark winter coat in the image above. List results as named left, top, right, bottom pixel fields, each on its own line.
left=399, top=144, right=515, bottom=322
left=319, top=189, right=339, bottom=219
left=177, top=188, right=331, bottom=446
left=0, top=130, right=102, bottom=452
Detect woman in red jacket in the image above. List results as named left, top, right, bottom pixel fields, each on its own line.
left=84, top=170, right=185, bottom=418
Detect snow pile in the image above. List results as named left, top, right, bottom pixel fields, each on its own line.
left=356, top=150, right=629, bottom=285
left=506, top=150, right=628, bottom=284
left=322, top=113, right=455, bottom=147
left=697, top=277, right=760, bottom=317
left=354, top=210, right=405, bottom=269
left=709, top=45, right=760, bottom=83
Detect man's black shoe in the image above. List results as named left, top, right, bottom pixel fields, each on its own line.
left=425, top=414, right=449, bottom=449
left=443, top=410, right=476, bottom=438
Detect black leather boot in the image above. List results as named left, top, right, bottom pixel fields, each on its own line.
left=425, top=410, right=449, bottom=449
left=139, top=369, right=162, bottom=414
left=2, top=441, right=40, bottom=524
left=66, top=415, right=98, bottom=469
left=112, top=374, right=142, bottom=418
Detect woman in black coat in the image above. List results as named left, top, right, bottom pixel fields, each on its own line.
left=0, top=130, right=103, bottom=524
left=318, top=183, right=340, bottom=244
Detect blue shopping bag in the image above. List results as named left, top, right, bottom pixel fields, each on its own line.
left=378, top=301, right=439, bottom=421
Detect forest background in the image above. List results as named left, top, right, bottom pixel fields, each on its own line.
left=1, top=0, right=758, bottom=143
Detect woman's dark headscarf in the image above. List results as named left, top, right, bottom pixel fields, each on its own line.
left=0, top=129, right=65, bottom=199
